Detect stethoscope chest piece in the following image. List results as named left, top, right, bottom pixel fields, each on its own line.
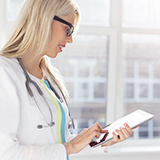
left=69, top=117, right=75, bottom=129
left=50, top=122, right=55, bottom=127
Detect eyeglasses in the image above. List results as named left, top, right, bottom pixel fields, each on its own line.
left=53, top=16, right=74, bottom=37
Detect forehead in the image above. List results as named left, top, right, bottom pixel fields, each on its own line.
left=60, top=12, right=76, bottom=26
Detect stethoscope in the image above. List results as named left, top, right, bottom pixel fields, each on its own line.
left=17, top=58, right=75, bottom=130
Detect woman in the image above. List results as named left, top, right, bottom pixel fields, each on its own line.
left=0, top=0, right=133, bottom=159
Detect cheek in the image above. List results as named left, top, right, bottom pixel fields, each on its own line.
left=49, top=31, right=61, bottom=46
left=45, top=37, right=56, bottom=54
left=51, top=23, right=66, bottom=42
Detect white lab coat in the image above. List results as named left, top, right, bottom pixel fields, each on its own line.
left=0, top=56, right=106, bottom=160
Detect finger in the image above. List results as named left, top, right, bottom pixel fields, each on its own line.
left=96, top=122, right=108, bottom=133
left=115, top=129, right=126, bottom=141
left=86, top=123, right=108, bottom=141
left=119, top=127, right=131, bottom=139
left=78, top=128, right=88, bottom=136
left=124, top=123, right=132, bottom=135
left=89, top=122, right=102, bottom=134
left=124, top=123, right=131, bottom=129
left=94, top=122, right=103, bottom=132
left=112, top=131, right=119, bottom=142
left=82, top=128, right=88, bottom=132
left=82, top=123, right=102, bottom=140
left=101, top=129, right=109, bottom=133
left=90, top=130, right=101, bottom=139
left=101, top=132, right=118, bottom=147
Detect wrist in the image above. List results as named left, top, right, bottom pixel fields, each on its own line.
left=63, top=142, right=74, bottom=155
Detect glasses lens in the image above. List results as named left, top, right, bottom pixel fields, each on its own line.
left=67, top=26, right=74, bottom=37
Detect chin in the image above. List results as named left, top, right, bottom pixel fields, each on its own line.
left=47, top=51, right=59, bottom=58
left=51, top=53, right=59, bottom=58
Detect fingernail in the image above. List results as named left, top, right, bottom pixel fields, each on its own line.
left=112, top=132, right=116, bottom=135
left=124, top=123, right=128, bottom=126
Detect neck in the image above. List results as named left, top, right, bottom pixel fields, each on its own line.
left=20, top=55, right=43, bottom=79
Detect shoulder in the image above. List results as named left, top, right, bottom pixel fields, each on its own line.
left=0, top=55, right=18, bottom=67
left=0, top=56, right=23, bottom=89
left=0, top=56, right=20, bottom=76
left=0, top=56, right=23, bottom=104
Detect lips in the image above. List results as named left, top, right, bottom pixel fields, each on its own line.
left=59, top=44, right=65, bottom=52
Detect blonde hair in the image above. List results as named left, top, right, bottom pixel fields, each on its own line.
left=1, top=0, right=81, bottom=98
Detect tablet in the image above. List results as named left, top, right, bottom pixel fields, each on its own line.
left=89, top=109, right=154, bottom=148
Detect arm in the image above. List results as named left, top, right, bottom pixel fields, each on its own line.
left=0, top=65, right=67, bottom=160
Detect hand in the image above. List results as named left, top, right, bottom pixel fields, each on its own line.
left=63, top=122, right=108, bottom=155
left=101, top=123, right=134, bottom=147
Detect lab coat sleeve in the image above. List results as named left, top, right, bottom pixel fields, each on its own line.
left=0, top=65, right=67, bottom=160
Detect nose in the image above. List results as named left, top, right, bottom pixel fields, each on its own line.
left=66, top=35, right=73, bottom=44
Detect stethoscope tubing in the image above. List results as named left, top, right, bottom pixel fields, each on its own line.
left=17, top=58, right=54, bottom=127
left=17, top=58, right=75, bottom=129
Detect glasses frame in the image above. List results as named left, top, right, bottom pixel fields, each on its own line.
left=53, top=16, right=74, bottom=37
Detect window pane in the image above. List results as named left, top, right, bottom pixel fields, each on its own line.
left=125, top=61, right=134, bottom=78
left=154, top=63, right=160, bottom=78
left=8, top=0, right=24, bottom=21
left=52, top=34, right=109, bottom=133
left=153, top=84, right=160, bottom=98
left=124, top=83, right=134, bottom=99
left=139, top=131, right=148, bottom=138
left=54, top=59, right=75, bottom=77
left=123, top=34, right=160, bottom=140
left=79, top=83, right=89, bottom=98
left=139, top=62, right=149, bottom=78
left=75, top=0, right=110, bottom=26
left=79, top=60, right=90, bottom=77
left=139, top=84, right=148, bottom=98
left=122, top=0, right=160, bottom=28
left=94, top=59, right=107, bottom=77
left=94, top=83, right=106, bottom=98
